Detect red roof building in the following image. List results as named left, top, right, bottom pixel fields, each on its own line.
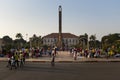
left=42, top=33, right=79, bottom=48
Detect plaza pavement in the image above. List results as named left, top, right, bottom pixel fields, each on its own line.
left=0, top=51, right=120, bottom=63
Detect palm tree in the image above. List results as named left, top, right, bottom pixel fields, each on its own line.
left=16, top=33, right=23, bottom=39
left=84, top=33, right=88, bottom=39
left=84, top=33, right=89, bottom=49
left=89, top=35, right=96, bottom=41
left=15, top=33, right=23, bottom=48
left=79, top=33, right=88, bottom=49
left=30, top=34, right=42, bottom=48
left=89, top=35, right=96, bottom=48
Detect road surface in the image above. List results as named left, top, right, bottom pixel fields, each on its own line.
left=0, top=62, right=120, bottom=80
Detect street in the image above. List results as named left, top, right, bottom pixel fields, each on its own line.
left=0, top=62, right=120, bottom=80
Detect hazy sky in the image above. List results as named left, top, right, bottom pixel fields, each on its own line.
left=0, top=0, right=120, bottom=41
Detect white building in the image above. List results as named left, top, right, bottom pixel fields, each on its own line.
left=42, top=33, right=79, bottom=48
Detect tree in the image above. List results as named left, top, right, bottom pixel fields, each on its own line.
left=84, top=33, right=88, bottom=39
left=101, top=33, right=120, bottom=50
left=89, top=35, right=96, bottom=41
left=2, top=36, right=13, bottom=44
left=15, top=33, right=25, bottom=49
left=30, top=34, right=42, bottom=48
left=16, top=33, right=23, bottom=39
left=2, top=36, right=13, bottom=51
left=79, top=33, right=88, bottom=49
left=89, top=35, right=96, bottom=48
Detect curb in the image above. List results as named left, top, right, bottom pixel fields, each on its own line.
left=20, top=60, right=120, bottom=63
left=1, top=59, right=120, bottom=63
left=29, top=60, right=120, bottom=63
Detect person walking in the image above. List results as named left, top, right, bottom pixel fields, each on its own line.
left=51, top=48, right=56, bottom=66
left=14, top=52, right=19, bottom=68
left=73, top=48, right=77, bottom=60
left=19, top=52, right=24, bottom=68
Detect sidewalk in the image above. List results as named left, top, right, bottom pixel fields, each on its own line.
left=0, top=51, right=120, bottom=63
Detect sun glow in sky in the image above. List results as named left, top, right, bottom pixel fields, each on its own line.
left=0, top=0, right=120, bottom=40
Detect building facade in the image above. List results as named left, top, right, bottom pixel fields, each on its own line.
left=42, top=33, right=79, bottom=48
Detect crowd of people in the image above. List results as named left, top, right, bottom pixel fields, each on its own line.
left=70, top=47, right=120, bottom=60
left=6, top=47, right=58, bottom=69
left=70, top=48, right=101, bottom=59
left=6, top=48, right=28, bottom=69
left=2, top=46, right=120, bottom=69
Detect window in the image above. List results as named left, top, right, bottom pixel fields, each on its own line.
left=54, top=38, right=56, bottom=42
left=69, top=39, right=71, bottom=42
left=73, top=39, right=74, bottom=43
left=51, top=39, right=53, bottom=42
left=62, top=39, right=64, bottom=42
left=66, top=39, right=68, bottom=43
left=44, top=40, right=46, bottom=43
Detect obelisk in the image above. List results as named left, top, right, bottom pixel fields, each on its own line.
left=58, top=5, right=62, bottom=49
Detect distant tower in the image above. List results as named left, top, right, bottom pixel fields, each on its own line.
left=57, top=5, right=63, bottom=49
